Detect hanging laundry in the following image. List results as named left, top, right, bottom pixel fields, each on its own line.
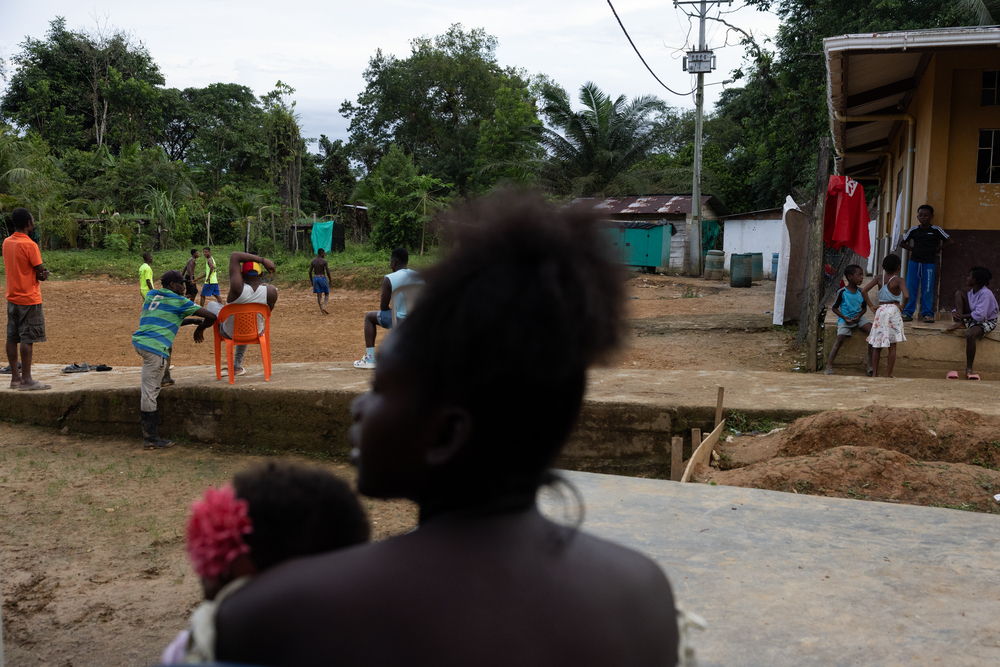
left=310, top=220, right=335, bottom=253
left=823, top=175, right=871, bottom=258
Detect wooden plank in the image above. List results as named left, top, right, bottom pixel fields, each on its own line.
left=681, top=420, right=726, bottom=483
left=714, top=386, right=725, bottom=427
left=670, top=436, right=684, bottom=482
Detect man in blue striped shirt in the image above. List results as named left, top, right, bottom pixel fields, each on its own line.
left=132, top=270, right=216, bottom=449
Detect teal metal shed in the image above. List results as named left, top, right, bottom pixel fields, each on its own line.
left=601, top=220, right=673, bottom=271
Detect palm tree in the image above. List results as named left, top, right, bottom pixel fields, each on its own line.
left=539, top=82, right=665, bottom=196
left=959, top=0, right=997, bottom=24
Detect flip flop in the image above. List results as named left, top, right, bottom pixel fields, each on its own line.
left=946, top=371, right=959, bottom=379
left=967, top=373, right=982, bottom=381
left=17, top=381, right=51, bottom=391
left=62, top=363, right=90, bottom=374
left=94, top=364, right=112, bottom=372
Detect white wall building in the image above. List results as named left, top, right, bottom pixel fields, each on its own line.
left=721, top=208, right=784, bottom=275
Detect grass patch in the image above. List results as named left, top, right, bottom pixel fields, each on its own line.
left=12, top=243, right=440, bottom=292
left=725, top=410, right=786, bottom=435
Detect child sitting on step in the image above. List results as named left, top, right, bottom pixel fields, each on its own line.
left=945, top=266, right=999, bottom=380
left=825, top=264, right=873, bottom=375
left=160, top=462, right=369, bottom=664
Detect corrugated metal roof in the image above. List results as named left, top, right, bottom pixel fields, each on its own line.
left=573, top=195, right=715, bottom=215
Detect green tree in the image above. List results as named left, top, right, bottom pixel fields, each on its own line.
left=311, top=135, right=356, bottom=215
left=715, top=0, right=988, bottom=210
left=353, top=144, right=449, bottom=250
left=539, top=82, right=665, bottom=196
left=470, top=84, right=544, bottom=192
left=1, top=17, right=165, bottom=153
left=341, top=24, right=535, bottom=193
left=262, top=81, right=304, bottom=219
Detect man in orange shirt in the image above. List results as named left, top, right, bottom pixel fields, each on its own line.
left=3, top=208, right=50, bottom=390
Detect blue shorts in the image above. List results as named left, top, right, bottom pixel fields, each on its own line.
left=377, top=310, right=393, bottom=328
left=201, top=283, right=220, bottom=297
left=312, top=276, right=329, bottom=294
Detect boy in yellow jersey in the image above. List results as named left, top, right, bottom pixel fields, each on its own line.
left=200, top=247, right=223, bottom=306
left=139, top=252, right=154, bottom=299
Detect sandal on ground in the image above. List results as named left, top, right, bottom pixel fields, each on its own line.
left=901, top=314, right=913, bottom=322
left=160, top=377, right=176, bottom=387
left=94, top=364, right=112, bottom=371
left=967, top=373, right=982, bottom=381
left=62, top=363, right=90, bottom=373
left=946, top=370, right=959, bottom=379
left=0, top=363, right=21, bottom=374
left=922, top=317, right=935, bottom=323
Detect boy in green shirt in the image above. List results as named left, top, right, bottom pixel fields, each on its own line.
left=132, top=270, right=216, bottom=449
left=139, top=252, right=154, bottom=299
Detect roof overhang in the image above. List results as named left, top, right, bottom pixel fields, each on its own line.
left=825, top=27, right=1000, bottom=175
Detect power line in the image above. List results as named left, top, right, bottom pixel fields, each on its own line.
left=606, top=0, right=695, bottom=97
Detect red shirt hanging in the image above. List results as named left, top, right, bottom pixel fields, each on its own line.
left=823, top=175, right=871, bottom=258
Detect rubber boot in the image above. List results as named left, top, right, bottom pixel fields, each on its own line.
left=141, top=411, right=174, bottom=450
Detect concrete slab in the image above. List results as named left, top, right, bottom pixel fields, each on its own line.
left=555, top=470, right=1000, bottom=666
left=2, top=364, right=997, bottom=467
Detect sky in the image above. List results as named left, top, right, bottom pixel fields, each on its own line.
left=1, top=1, right=780, bottom=148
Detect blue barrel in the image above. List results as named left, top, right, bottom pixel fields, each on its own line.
left=771, top=252, right=779, bottom=280
left=750, top=252, right=764, bottom=282
left=730, top=253, right=752, bottom=288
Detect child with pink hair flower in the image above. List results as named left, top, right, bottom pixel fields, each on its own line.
left=161, top=462, right=369, bottom=664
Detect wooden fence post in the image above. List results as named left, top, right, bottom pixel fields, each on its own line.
left=670, top=436, right=684, bottom=482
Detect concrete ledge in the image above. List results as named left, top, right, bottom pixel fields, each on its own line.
left=824, top=321, right=1000, bottom=373
left=3, top=364, right=998, bottom=478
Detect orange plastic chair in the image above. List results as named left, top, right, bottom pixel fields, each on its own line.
left=213, top=303, right=272, bottom=384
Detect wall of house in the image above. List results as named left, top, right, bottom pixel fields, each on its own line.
left=722, top=218, right=784, bottom=271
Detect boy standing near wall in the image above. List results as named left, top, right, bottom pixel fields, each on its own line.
left=900, top=204, right=951, bottom=323
left=132, top=270, right=216, bottom=448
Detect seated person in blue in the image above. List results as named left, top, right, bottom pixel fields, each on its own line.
left=353, top=247, right=420, bottom=369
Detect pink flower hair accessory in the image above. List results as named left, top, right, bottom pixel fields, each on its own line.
left=186, top=484, right=253, bottom=579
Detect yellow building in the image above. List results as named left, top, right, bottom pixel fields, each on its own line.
left=825, top=27, right=1000, bottom=309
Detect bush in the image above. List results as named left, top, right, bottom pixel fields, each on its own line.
left=103, top=233, right=130, bottom=253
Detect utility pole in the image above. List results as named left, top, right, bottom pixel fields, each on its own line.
left=676, top=0, right=728, bottom=276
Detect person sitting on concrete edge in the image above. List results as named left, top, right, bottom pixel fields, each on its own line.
left=200, top=247, right=223, bottom=306
left=825, top=264, right=873, bottom=376
left=3, top=207, right=51, bottom=391
left=353, top=247, right=421, bottom=369
left=139, top=252, right=155, bottom=300
left=309, top=248, right=333, bottom=315
left=204, top=251, right=277, bottom=377
left=945, top=266, right=998, bottom=381
left=132, top=270, right=216, bottom=449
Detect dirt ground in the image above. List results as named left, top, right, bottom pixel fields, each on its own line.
left=0, top=422, right=416, bottom=666
left=696, top=406, right=1000, bottom=514
left=27, top=274, right=795, bottom=373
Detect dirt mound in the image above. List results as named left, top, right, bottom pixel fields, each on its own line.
left=703, top=446, right=1000, bottom=513
left=733, top=406, right=1000, bottom=468
left=698, top=407, right=1000, bottom=513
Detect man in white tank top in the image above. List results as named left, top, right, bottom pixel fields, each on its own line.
left=354, top=247, right=421, bottom=369
left=205, top=252, right=278, bottom=375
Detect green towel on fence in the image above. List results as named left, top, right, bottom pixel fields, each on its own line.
left=310, top=221, right=334, bottom=253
